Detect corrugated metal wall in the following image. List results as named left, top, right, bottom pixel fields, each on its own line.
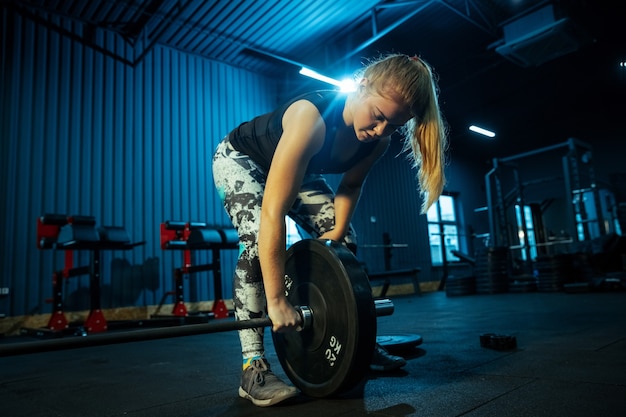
left=0, top=7, right=278, bottom=317
left=349, top=140, right=434, bottom=281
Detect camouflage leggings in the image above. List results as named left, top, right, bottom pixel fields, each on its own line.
left=212, top=137, right=356, bottom=359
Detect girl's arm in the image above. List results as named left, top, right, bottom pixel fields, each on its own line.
left=320, top=137, right=391, bottom=242
left=259, top=99, right=325, bottom=332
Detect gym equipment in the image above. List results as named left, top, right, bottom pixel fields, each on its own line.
left=0, top=287, right=8, bottom=319
left=444, top=275, right=476, bottom=297
left=156, top=221, right=239, bottom=319
left=362, top=232, right=420, bottom=297
left=480, top=333, right=517, bottom=350
left=0, top=239, right=394, bottom=399
left=275, top=239, right=378, bottom=397
left=31, top=214, right=144, bottom=333
left=473, top=139, right=604, bottom=292
left=376, top=333, right=423, bottom=353
left=474, top=246, right=509, bottom=294
left=367, top=268, right=421, bottom=297
left=485, top=138, right=596, bottom=250
left=482, top=138, right=621, bottom=270
left=360, top=232, right=409, bottom=271
left=533, top=253, right=574, bottom=292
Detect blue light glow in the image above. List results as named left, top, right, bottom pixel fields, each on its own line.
left=299, top=67, right=356, bottom=92
left=469, top=125, right=496, bottom=138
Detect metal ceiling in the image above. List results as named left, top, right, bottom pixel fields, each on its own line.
left=9, top=0, right=552, bottom=72
left=6, top=0, right=625, bottom=157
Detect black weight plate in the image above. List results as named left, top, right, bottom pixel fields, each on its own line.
left=376, top=333, right=423, bottom=352
left=480, top=333, right=517, bottom=350
left=273, top=239, right=377, bottom=398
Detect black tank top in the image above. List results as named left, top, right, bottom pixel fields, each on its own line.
left=228, top=90, right=378, bottom=174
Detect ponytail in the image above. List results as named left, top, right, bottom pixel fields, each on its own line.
left=362, top=54, right=448, bottom=213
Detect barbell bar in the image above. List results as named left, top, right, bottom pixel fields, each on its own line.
left=0, top=298, right=393, bottom=357
left=0, top=239, right=393, bottom=398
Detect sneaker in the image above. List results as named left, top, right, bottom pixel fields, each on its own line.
left=239, top=358, right=297, bottom=407
left=370, top=344, right=407, bottom=371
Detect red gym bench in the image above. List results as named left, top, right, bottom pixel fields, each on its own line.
left=156, top=221, right=239, bottom=320
left=32, top=214, right=144, bottom=334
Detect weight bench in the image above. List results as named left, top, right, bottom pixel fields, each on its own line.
left=367, top=268, right=422, bottom=297
left=31, top=214, right=144, bottom=334
left=156, top=221, right=239, bottom=320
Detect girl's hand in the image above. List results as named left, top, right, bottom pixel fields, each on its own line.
left=266, top=297, right=301, bottom=333
left=318, top=230, right=344, bottom=242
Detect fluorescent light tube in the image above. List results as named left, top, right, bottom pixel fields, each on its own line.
left=299, top=67, right=356, bottom=92
left=469, top=125, right=496, bottom=138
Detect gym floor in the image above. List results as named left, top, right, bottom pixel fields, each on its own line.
left=1, top=290, right=625, bottom=417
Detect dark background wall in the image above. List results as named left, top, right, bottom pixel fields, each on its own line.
left=1, top=6, right=624, bottom=318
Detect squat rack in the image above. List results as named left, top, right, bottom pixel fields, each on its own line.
left=484, top=138, right=605, bottom=257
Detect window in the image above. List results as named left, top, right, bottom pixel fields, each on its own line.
left=515, top=204, right=537, bottom=261
left=427, top=194, right=461, bottom=265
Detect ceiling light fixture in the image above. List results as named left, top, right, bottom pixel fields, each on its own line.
left=299, top=67, right=356, bottom=92
left=469, top=125, right=496, bottom=138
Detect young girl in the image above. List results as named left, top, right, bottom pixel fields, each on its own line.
left=212, top=54, right=448, bottom=407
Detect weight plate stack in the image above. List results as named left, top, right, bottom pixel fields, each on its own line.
left=474, top=246, right=509, bottom=294
left=445, top=275, right=476, bottom=297
left=533, top=254, right=573, bottom=292
left=571, top=252, right=595, bottom=284
left=508, top=274, right=537, bottom=293
left=274, top=239, right=377, bottom=398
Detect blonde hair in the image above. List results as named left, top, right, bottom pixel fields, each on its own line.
left=361, top=54, right=448, bottom=213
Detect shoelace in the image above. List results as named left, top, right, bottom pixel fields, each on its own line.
left=251, top=361, right=268, bottom=386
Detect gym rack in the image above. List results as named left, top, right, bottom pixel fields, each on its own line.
left=26, top=214, right=144, bottom=336
left=154, top=221, right=239, bottom=321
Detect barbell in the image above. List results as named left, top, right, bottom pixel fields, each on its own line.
left=0, top=239, right=393, bottom=398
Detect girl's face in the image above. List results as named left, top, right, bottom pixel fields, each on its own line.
left=351, top=83, right=412, bottom=142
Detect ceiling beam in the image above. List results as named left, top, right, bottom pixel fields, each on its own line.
left=436, top=0, right=498, bottom=37
left=342, top=0, right=436, bottom=60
